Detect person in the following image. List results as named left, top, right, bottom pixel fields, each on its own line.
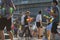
left=22, top=11, right=32, bottom=37
left=31, top=22, right=37, bottom=37
left=14, top=18, right=19, bottom=37
left=0, top=0, right=16, bottom=40
left=46, top=17, right=53, bottom=40
left=36, top=10, right=43, bottom=39
left=50, top=0, right=59, bottom=40
left=21, top=12, right=25, bottom=31
left=44, top=8, right=54, bottom=40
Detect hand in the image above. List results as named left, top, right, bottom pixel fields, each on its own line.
left=7, top=16, right=11, bottom=20
left=41, top=24, right=43, bottom=27
left=14, top=7, right=16, bottom=10
left=13, top=4, right=16, bottom=10
left=7, top=15, right=12, bottom=20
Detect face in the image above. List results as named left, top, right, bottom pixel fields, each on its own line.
left=53, top=2, right=56, bottom=6
left=26, top=13, right=30, bottom=16
left=26, top=12, right=30, bottom=16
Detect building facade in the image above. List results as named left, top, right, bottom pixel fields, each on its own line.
left=13, top=0, right=60, bottom=22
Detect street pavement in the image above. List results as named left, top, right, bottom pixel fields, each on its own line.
left=5, top=38, right=18, bottom=40
left=4, top=34, right=60, bottom=40
left=4, top=26, right=60, bottom=40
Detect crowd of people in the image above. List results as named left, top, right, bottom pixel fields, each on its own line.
left=0, top=0, right=60, bottom=40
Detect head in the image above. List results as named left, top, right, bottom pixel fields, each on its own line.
left=25, top=11, right=30, bottom=16
left=39, top=10, right=41, bottom=14
left=53, top=0, right=58, bottom=6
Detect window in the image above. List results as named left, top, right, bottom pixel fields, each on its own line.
left=23, top=0, right=27, bottom=1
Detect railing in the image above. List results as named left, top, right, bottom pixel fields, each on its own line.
left=13, top=0, right=52, bottom=5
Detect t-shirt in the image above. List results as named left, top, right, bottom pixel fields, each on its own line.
left=36, top=14, right=42, bottom=22
left=52, top=5, right=59, bottom=22
left=1, top=0, right=13, bottom=18
left=24, top=15, right=28, bottom=25
left=21, top=15, right=25, bottom=25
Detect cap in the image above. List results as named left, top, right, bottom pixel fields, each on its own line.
left=25, top=11, right=30, bottom=14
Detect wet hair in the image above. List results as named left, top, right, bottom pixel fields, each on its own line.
left=53, top=0, right=58, bottom=5
left=39, top=10, right=41, bottom=14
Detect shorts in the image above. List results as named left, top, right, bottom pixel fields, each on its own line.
left=21, top=25, right=25, bottom=30
left=36, top=22, right=41, bottom=28
left=0, top=17, right=11, bottom=31
left=51, top=22, right=58, bottom=34
left=46, top=23, right=53, bottom=31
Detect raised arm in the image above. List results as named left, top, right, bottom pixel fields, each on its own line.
left=11, top=0, right=16, bottom=10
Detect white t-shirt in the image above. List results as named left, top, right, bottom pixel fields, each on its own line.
left=21, top=15, right=25, bottom=25
left=36, top=14, right=42, bottom=22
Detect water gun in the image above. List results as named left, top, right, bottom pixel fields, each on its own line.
left=43, top=15, right=54, bottom=23
left=19, top=25, right=22, bottom=30
left=2, top=7, right=14, bottom=14
left=26, top=17, right=33, bottom=22
left=2, top=7, right=5, bottom=13
left=45, top=7, right=51, bottom=13
left=45, top=7, right=54, bottom=14
left=9, top=7, right=14, bottom=14
left=43, top=15, right=50, bottom=19
left=0, top=6, right=1, bottom=9
left=49, top=18, right=54, bottom=23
